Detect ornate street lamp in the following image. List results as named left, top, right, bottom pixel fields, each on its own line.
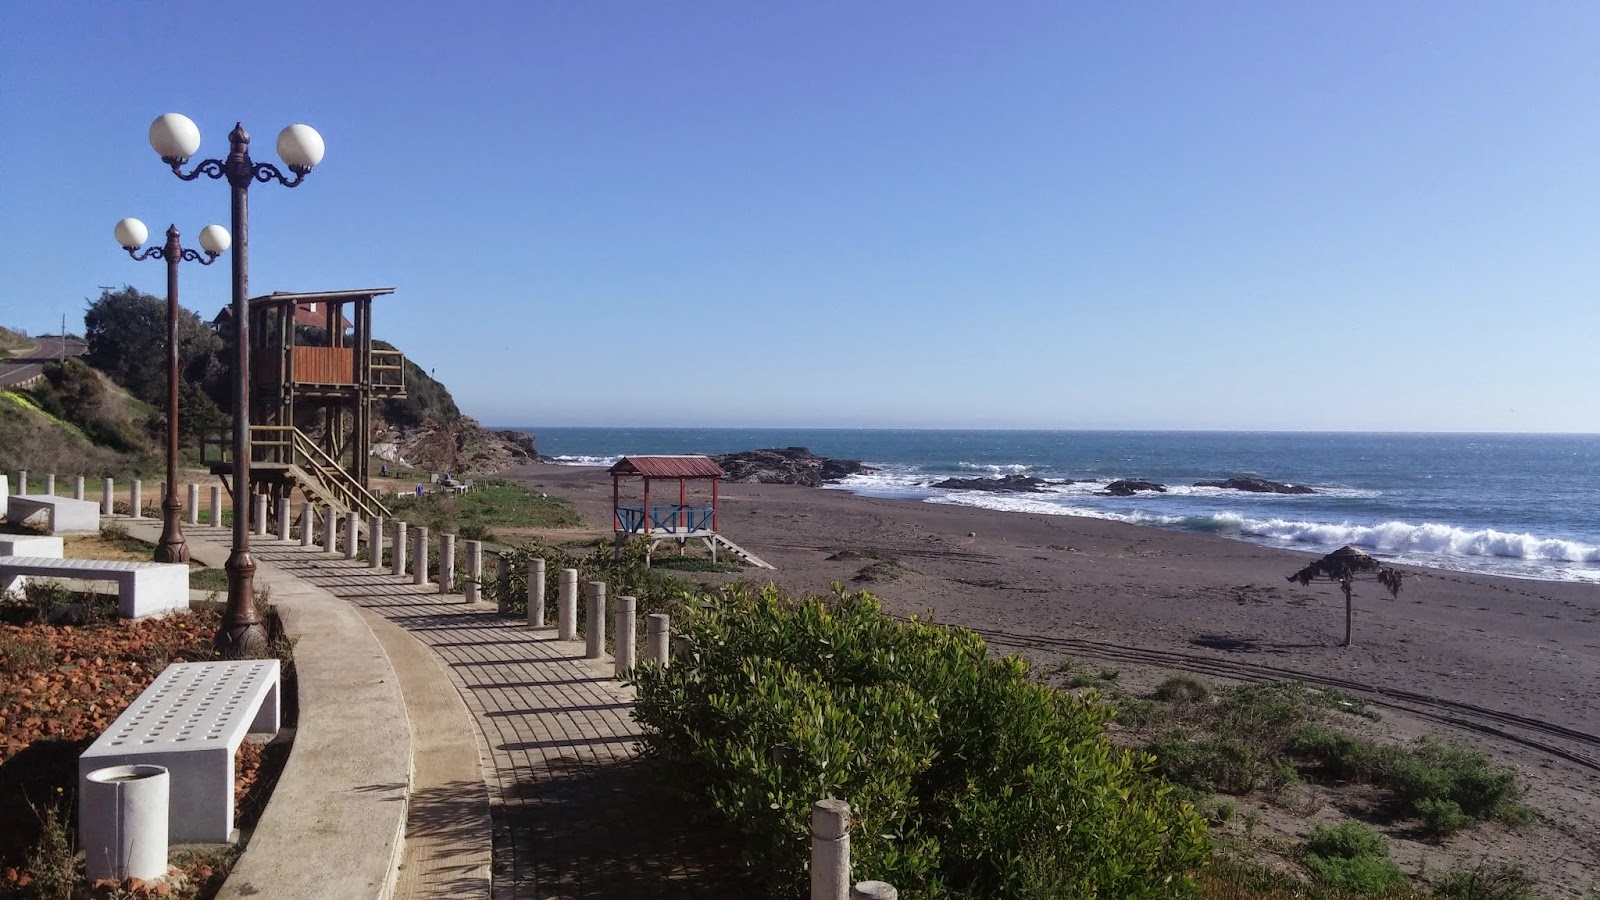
left=150, top=113, right=325, bottom=658
left=114, top=217, right=230, bottom=564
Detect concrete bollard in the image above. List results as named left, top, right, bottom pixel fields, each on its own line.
left=646, top=613, right=671, bottom=667
left=323, top=504, right=337, bottom=554
left=129, top=480, right=142, bottom=518
left=369, top=515, right=384, bottom=569
left=440, top=534, right=456, bottom=595
left=300, top=503, right=314, bottom=547
left=558, top=568, right=578, bottom=640
left=75, top=475, right=85, bottom=500
left=466, top=540, right=483, bottom=603
left=811, top=799, right=852, bottom=900
left=414, top=527, right=430, bottom=586
left=585, top=581, right=606, bottom=659
left=614, top=595, right=637, bottom=677
left=277, top=497, right=292, bottom=541
left=394, top=521, right=408, bottom=576
left=851, top=883, right=898, bottom=900
left=255, top=494, right=269, bottom=536
left=103, top=477, right=114, bottom=515
left=81, top=764, right=169, bottom=883
left=209, top=485, right=222, bottom=527
left=527, top=557, right=546, bottom=627
left=345, top=513, right=359, bottom=560
left=17, top=471, right=25, bottom=495
left=45, top=473, right=55, bottom=496
left=188, top=484, right=200, bottom=525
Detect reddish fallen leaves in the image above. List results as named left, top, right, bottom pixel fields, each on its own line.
left=0, top=606, right=267, bottom=869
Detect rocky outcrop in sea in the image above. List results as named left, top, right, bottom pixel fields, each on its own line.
left=1194, top=476, right=1315, bottom=494
left=932, top=474, right=1063, bottom=493
left=1100, top=479, right=1167, bottom=496
left=712, top=447, right=871, bottom=487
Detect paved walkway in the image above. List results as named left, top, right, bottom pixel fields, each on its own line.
left=176, top=524, right=733, bottom=899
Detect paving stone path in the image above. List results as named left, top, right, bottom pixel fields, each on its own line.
left=180, top=525, right=735, bottom=899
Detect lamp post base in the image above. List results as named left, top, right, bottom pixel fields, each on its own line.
left=215, top=549, right=268, bottom=658
left=154, top=498, right=190, bottom=564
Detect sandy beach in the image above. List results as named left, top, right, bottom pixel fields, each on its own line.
left=508, top=460, right=1600, bottom=889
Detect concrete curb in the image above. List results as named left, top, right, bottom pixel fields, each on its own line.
left=120, top=521, right=411, bottom=900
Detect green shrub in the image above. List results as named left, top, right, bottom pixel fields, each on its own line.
left=1302, top=821, right=1406, bottom=893
left=1388, top=738, right=1529, bottom=824
left=1290, top=723, right=1389, bottom=781
left=1305, top=820, right=1387, bottom=860
left=1416, top=797, right=1474, bottom=837
left=632, top=586, right=1208, bottom=898
left=1151, top=675, right=1211, bottom=703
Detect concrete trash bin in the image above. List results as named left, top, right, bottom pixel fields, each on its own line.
left=81, top=764, right=170, bottom=882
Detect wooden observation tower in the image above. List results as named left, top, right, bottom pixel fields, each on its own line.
left=607, top=455, right=773, bottom=569
left=203, top=288, right=405, bottom=525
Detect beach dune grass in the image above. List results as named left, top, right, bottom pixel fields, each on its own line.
left=385, top=477, right=580, bottom=540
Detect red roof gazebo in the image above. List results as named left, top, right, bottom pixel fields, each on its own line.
left=606, top=455, right=771, bottom=568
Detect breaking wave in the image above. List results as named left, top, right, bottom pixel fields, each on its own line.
left=545, top=454, right=622, bottom=467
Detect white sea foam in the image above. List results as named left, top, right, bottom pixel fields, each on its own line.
left=956, top=461, right=1034, bottom=475
left=926, top=492, right=1600, bottom=576
left=545, top=454, right=622, bottom=467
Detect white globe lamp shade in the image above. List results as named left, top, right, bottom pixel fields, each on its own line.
left=114, top=217, right=149, bottom=250
left=198, top=224, right=231, bottom=256
left=149, top=113, right=202, bottom=161
left=277, top=124, right=325, bottom=171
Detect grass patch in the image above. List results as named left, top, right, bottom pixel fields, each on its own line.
left=1302, top=822, right=1407, bottom=893
left=385, top=478, right=580, bottom=541
left=189, top=566, right=230, bottom=592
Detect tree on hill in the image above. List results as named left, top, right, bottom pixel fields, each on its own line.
left=83, top=286, right=228, bottom=411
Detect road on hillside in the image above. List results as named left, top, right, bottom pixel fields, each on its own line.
left=0, top=336, right=86, bottom=389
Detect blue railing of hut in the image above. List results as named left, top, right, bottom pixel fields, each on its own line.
left=616, top=505, right=714, bottom=534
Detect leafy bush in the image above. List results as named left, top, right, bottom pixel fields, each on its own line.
left=1302, top=822, right=1406, bottom=893
left=1152, top=675, right=1211, bottom=703
left=632, top=586, right=1208, bottom=898
left=1416, top=797, right=1474, bottom=837
left=1388, top=738, right=1531, bottom=825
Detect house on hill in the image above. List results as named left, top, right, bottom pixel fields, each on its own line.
left=212, top=299, right=352, bottom=336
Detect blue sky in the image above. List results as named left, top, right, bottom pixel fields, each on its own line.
left=2, top=2, right=1597, bottom=432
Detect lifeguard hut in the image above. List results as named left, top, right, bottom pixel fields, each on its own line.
left=203, top=288, right=404, bottom=527
left=607, top=455, right=772, bottom=569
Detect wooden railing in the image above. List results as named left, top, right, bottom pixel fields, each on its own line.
left=372, top=349, right=405, bottom=392
left=200, top=425, right=391, bottom=519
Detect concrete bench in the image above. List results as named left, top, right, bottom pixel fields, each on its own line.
left=0, top=556, right=188, bottom=618
left=5, top=494, right=100, bottom=534
left=80, top=660, right=281, bottom=844
left=0, top=535, right=65, bottom=557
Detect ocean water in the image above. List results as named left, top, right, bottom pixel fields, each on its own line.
left=522, top=428, right=1600, bottom=584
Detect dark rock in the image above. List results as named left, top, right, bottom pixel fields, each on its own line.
left=932, top=474, right=1061, bottom=493
left=492, top=429, right=540, bottom=462
left=1100, top=479, right=1167, bottom=496
left=712, top=448, right=871, bottom=486
left=1194, top=477, right=1315, bottom=495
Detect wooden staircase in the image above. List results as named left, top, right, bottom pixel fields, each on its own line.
left=201, top=425, right=392, bottom=531
left=710, top=534, right=775, bottom=569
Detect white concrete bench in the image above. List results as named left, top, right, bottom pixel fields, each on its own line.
left=80, top=660, right=282, bottom=843
left=0, top=556, right=188, bottom=618
left=0, top=535, right=64, bottom=557
left=5, top=494, right=100, bottom=534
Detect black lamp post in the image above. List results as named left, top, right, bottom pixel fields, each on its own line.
left=149, top=113, right=324, bottom=659
left=114, top=218, right=229, bottom=564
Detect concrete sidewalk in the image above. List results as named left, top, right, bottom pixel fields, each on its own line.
left=169, top=524, right=733, bottom=898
